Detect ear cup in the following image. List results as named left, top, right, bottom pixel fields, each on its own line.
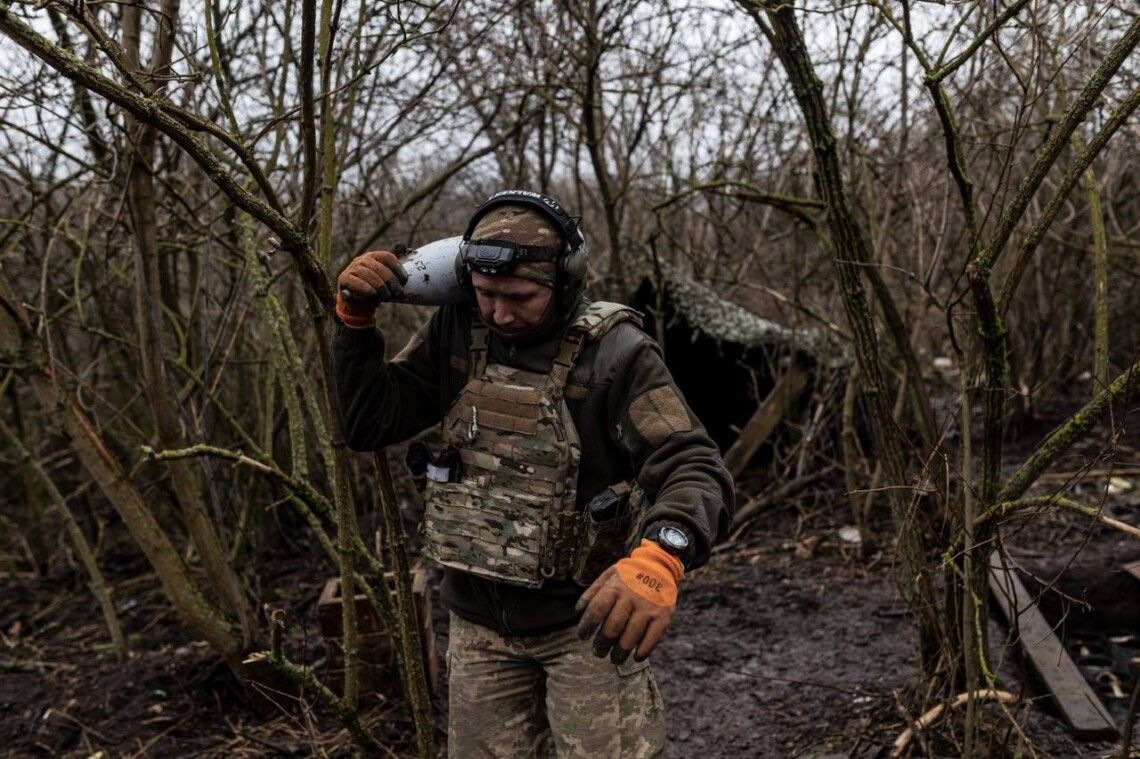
left=454, top=243, right=470, bottom=290
left=559, top=241, right=589, bottom=311
left=563, top=244, right=588, bottom=283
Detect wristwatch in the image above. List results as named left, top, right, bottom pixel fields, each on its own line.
left=646, top=522, right=693, bottom=568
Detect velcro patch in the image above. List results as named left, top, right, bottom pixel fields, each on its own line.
left=628, top=385, right=692, bottom=446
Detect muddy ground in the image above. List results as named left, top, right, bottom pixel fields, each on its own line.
left=2, top=443, right=1138, bottom=757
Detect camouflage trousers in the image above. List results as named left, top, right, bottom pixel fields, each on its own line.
left=446, top=612, right=665, bottom=758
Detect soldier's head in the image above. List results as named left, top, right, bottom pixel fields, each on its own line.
left=458, top=190, right=588, bottom=341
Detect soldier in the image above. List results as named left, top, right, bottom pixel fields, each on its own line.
left=332, top=190, right=734, bottom=757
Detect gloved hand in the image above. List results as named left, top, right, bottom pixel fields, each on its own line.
left=575, top=540, right=683, bottom=664
left=335, top=249, right=409, bottom=328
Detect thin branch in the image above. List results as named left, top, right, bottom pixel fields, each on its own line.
left=979, top=496, right=1140, bottom=540
left=929, top=0, right=1034, bottom=82
left=652, top=179, right=823, bottom=226
left=1000, top=357, right=1140, bottom=502
left=977, top=13, right=1140, bottom=272
left=66, top=3, right=285, bottom=216
left=0, top=8, right=329, bottom=303
left=997, top=85, right=1140, bottom=313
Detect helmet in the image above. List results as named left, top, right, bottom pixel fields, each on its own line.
left=456, top=190, right=589, bottom=313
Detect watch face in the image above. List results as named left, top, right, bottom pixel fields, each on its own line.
left=658, top=526, right=689, bottom=551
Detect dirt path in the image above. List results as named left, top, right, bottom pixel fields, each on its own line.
left=646, top=495, right=1136, bottom=758
left=654, top=538, right=915, bottom=757
left=2, top=497, right=1134, bottom=757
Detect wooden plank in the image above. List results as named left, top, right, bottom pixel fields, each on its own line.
left=989, top=555, right=1118, bottom=740
left=722, top=364, right=809, bottom=478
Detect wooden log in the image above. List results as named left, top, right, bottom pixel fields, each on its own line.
left=989, top=554, right=1118, bottom=740
left=722, top=363, right=809, bottom=478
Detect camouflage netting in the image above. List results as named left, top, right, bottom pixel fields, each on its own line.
left=643, top=258, right=852, bottom=368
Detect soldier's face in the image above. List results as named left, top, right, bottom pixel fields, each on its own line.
left=471, top=272, right=556, bottom=341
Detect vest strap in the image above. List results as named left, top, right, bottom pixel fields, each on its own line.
left=547, top=330, right=586, bottom=402
left=545, top=302, right=642, bottom=401
left=468, top=321, right=490, bottom=379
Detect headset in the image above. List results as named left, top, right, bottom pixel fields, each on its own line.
left=456, top=190, right=589, bottom=313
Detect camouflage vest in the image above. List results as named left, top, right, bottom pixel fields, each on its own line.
left=422, top=302, right=641, bottom=588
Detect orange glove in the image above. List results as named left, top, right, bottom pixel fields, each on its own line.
left=575, top=540, right=684, bottom=664
left=335, top=249, right=409, bottom=328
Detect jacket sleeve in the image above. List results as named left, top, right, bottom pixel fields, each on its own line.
left=331, top=312, right=448, bottom=451
left=605, top=332, right=735, bottom=569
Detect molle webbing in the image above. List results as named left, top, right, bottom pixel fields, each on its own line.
left=457, top=378, right=545, bottom=436
left=459, top=401, right=540, bottom=436
left=465, top=378, right=544, bottom=407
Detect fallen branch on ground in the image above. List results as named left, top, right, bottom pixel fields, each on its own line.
left=243, top=651, right=384, bottom=754
left=728, top=465, right=838, bottom=541
left=891, top=689, right=1018, bottom=757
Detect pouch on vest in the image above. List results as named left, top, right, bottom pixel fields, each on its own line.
left=571, top=482, right=645, bottom=585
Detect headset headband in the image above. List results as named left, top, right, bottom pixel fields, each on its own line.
left=462, top=190, right=584, bottom=253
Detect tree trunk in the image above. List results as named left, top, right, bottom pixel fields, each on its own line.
left=749, top=0, right=942, bottom=677
left=121, top=0, right=257, bottom=648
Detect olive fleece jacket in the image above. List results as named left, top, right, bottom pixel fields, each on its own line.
left=332, top=300, right=734, bottom=635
